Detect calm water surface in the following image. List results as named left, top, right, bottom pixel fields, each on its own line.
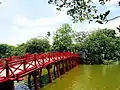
left=40, top=65, right=120, bottom=90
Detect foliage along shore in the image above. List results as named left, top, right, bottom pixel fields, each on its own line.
left=0, top=23, right=120, bottom=65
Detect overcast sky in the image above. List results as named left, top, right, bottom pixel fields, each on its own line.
left=0, top=0, right=120, bottom=45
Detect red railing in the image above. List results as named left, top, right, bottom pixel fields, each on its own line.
left=0, top=52, right=79, bottom=83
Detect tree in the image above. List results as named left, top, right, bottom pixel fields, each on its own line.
left=116, top=25, right=120, bottom=32
left=0, top=44, right=16, bottom=58
left=52, top=23, right=73, bottom=52
left=13, top=43, right=27, bottom=56
left=78, top=28, right=118, bottom=64
left=47, top=32, right=51, bottom=37
left=26, top=37, right=50, bottom=54
left=73, top=31, right=88, bottom=43
left=92, top=28, right=116, bottom=38
left=48, top=0, right=120, bottom=24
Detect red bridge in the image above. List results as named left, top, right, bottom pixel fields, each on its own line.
left=0, top=52, right=80, bottom=90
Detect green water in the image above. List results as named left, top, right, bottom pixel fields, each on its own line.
left=40, top=65, right=120, bottom=90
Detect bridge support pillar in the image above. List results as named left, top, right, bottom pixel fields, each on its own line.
left=56, top=63, right=60, bottom=78
left=53, top=64, right=57, bottom=78
left=62, top=61, right=66, bottom=73
left=75, top=60, right=77, bottom=66
left=0, top=80, right=14, bottom=90
left=71, top=60, right=74, bottom=68
left=46, top=65, right=52, bottom=83
left=70, top=60, right=72, bottom=69
left=68, top=60, right=71, bottom=70
left=32, top=71, right=39, bottom=90
left=39, top=68, right=42, bottom=79
left=72, top=60, right=74, bottom=68
left=66, top=60, right=69, bottom=71
left=8, top=80, right=14, bottom=90
left=39, top=68, right=42, bottom=87
left=28, top=74, right=32, bottom=89
left=74, top=60, right=76, bottom=66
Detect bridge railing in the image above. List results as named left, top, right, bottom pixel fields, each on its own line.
left=0, top=52, right=80, bottom=83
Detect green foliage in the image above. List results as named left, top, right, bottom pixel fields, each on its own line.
left=93, top=28, right=116, bottom=38
left=52, top=23, right=73, bottom=52
left=0, top=36, right=51, bottom=58
left=73, top=31, right=88, bottom=43
left=77, top=29, right=119, bottom=64
left=48, top=0, right=112, bottom=23
left=47, top=32, right=51, bottom=37
left=26, top=37, right=50, bottom=54
left=0, top=23, right=120, bottom=66
left=13, top=43, right=27, bottom=56
left=0, top=44, right=16, bottom=58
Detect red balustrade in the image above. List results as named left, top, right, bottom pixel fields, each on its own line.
left=0, top=52, right=80, bottom=83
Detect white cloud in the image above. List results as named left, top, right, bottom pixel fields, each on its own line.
left=9, top=11, right=70, bottom=45
left=72, top=17, right=120, bottom=33
left=0, top=0, right=5, bottom=8
left=105, top=0, right=119, bottom=6
left=92, top=0, right=119, bottom=6
left=10, top=11, right=120, bottom=46
left=101, top=19, right=120, bottom=30
left=2, top=1, right=119, bottom=46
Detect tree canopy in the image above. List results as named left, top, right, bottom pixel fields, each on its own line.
left=0, top=22, right=119, bottom=65
left=26, top=37, right=50, bottom=54
left=52, top=23, right=73, bottom=52
left=0, top=44, right=16, bottom=58
left=78, top=28, right=120, bottom=64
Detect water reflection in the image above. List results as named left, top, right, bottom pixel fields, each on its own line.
left=15, top=65, right=120, bottom=90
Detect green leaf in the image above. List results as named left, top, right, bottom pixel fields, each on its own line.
left=56, top=8, right=61, bottom=11
left=96, top=20, right=103, bottom=24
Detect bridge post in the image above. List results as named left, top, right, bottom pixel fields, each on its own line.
left=68, top=60, right=70, bottom=70
left=76, top=59, right=80, bottom=66
left=62, top=61, right=66, bottom=73
left=74, top=59, right=77, bottom=66
left=24, top=53, right=29, bottom=71
left=71, top=60, right=73, bottom=68
left=39, top=68, right=42, bottom=87
left=72, top=60, right=75, bottom=68
left=46, top=65, right=52, bottom=83
left=56, top=62, right=60, bottom=77
left=28, top=74, right=32, bottom=89
left=5, top=59, right=9, bottom=78
left=7, top=80, right=14, bottom=90
left=65, top=60, right=69, bottom=71
left=32, top=71, right=39, bottom=90
left=53, top=64, right=57, bottom=78
left=70, top=60, right=72, bottom=69
left=73, top=60, right=75, bottom=67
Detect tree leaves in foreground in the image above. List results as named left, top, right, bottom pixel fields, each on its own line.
left=48, top=0, right=119, bottom=23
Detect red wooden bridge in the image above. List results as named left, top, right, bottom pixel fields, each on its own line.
left=0, top=51, right=80, bottom=90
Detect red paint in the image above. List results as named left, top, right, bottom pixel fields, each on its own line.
left=33, top=75, right=39, bottom=90
left=0, top=52, right=80, bottom=90
left=56, top=63, right=60, bottom=77
left=62, top=61, right=66, bottom=73
left=47, top=66, right=52, bottom=83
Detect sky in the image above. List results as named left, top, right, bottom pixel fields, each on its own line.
left=0, top=0, right=120, bottom=45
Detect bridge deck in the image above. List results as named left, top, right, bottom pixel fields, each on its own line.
left=0, top=52, right=79, bottom=83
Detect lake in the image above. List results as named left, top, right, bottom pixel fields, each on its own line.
left=15, top=65, right=120, bottom=90
left=40, top=65, right=120, bottom=90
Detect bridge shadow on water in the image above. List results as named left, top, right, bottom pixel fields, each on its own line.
left=15, top=67, right=69, bottom=90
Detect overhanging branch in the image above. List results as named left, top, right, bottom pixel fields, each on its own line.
left=104, top=15, right=120, bottom=24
